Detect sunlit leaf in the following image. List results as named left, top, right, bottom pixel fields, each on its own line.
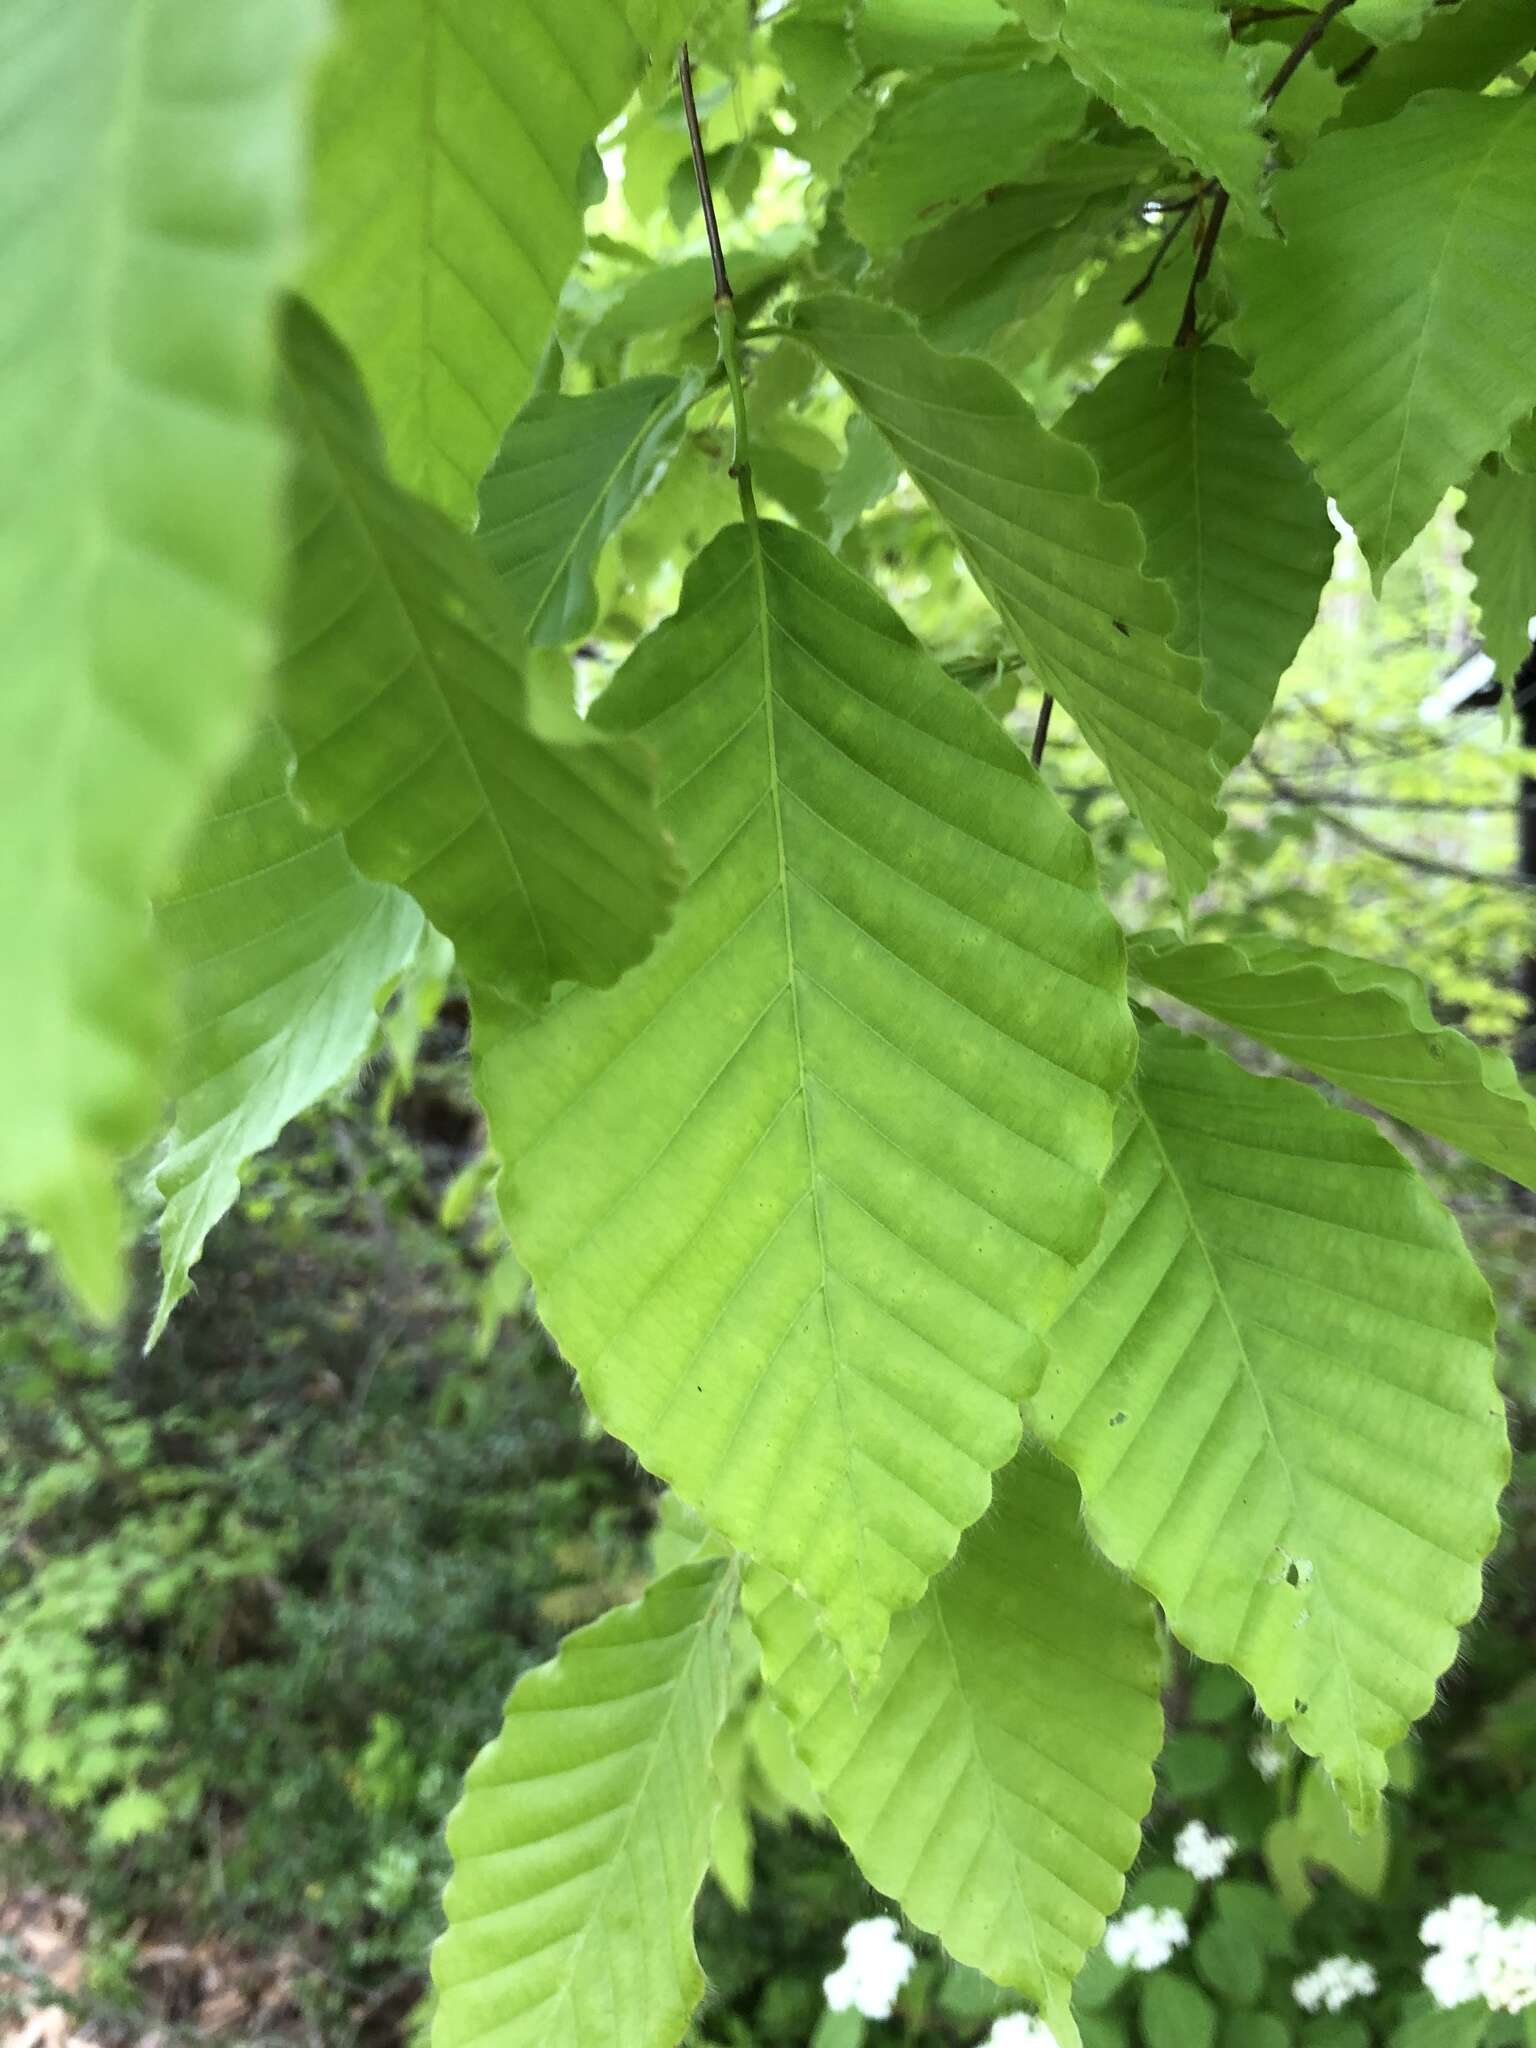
left=433, top=1558, right=737, bottom=2048
left=1034, top=1018, right=1507, bottom=1818
left=748, top=1442, right=1162, bottom=2044
left=305, top=0, right=698, bottom=516
left=1132, top=927, right=1536, bottom=1189
left=473, top=516, right=1133, bottom=1679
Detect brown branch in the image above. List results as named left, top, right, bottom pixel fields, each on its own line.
left=1124, top=204, right=1198, bottom=305
left=679, top=44, right=732, bottom=303
left=1031, top=694, right=1054, bottom=767
left=1256, top=765, right=1536, bottom=886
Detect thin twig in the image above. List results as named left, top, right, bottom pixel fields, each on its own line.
left=678, top=44, right=731, bottom=305
left=1263, top=0, right=1357, bottom=105
left=679, top=42, right=758, bottom=523
left=1123, top=204, right=1197, bottom=305
left=1031, top=695, right=1054, bottom=767
left=1176, top=0, right=1356, bottom=346
left=1256, top=764, right=1536, bottom=886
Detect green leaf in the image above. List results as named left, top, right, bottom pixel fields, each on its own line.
left=824, top=414, right=904, bottom=550
left=887, top=145, right=1157, bottom=358
left=1335, top=0, right=1536, bottom=130
left=1131, top=927, right=1536, bottom=1190
left=478, top=376, right=695, bottom=646
left=1221, top=2016, right=1291, bottom=2048
left=432, top=1557, right=736, bottom=2048
left=1196, top=1918, right=1265, bottom=2007
left=1462, top=456, right=1536, bottom=686
left=0, top=0, right=322, bottom=1318
left=1295, top=1764, right=1388, bottom=1897
left=790, top=293, right=1226, bottom=900
left=305, top=0, right=696, bottom=517
left=1032, top=1018, right=1506, bottom=1817
left=1232, top=93, right=1536, bottom=584
left=1392, top=1999, right=1492, bottom=2048
left=275, top=300, right=680, bottom=1007
left=746, top=1443, right=1163, bottom=2041
left=148, top=727, right=425, bottom=1346
left=1053, top=0, right=1267, bottom=220
left=1058, top=347, right=1335, bottom=779
left=843, top=63, right=1088, bottom=255
left=1350, top=0, right=1438, bottom=42
left=1142, top=1973, right=1218, bottom=2048
left=471, top=516, right=1133, bottom=1678
left=854, top=0, right=1014, bottom=69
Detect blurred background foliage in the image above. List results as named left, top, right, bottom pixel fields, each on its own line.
left=5, top=6, right=1536, bottom=2045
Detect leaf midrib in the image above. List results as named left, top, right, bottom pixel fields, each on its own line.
left=747, top=520, right=871, bottom=1612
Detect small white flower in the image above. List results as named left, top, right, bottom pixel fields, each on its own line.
left=823, top=1916, right=917, bottom=2021
left=983, top=2016, right=1058, bottom=2048
left=1292, top=1956, right=1377, bottom=2014
left=1250, top=1737, right=1286, bottom=1782
left=1173, top=1819, right=1237, bottom=1883
left=1422, top=1895, right=1500, bottom=1956
left=1102, top=1904, right=1190, bottom=1973
left=1476, top=1918, right=1536, bottom=2015
left=1422, top=1945, right=1482, bottom=2011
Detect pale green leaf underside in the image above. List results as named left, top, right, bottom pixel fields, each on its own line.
left=1461, top=456, right=1536, bottom=687
left=791, top=294, right=1225, bottom=899
left=0, top=0, right=320, bottom=1317
left=1059, top=346, right=1335, bottom=780
left=305, top=0, right=696, bottom=517
left=1033, top=1020, right=1506, bottom=1817
left=148, top=726, right=425, bottom=1348
left=1132, top=927, right=1536, bottom=1190
left=473, top=518, right=1133, bottom=1678
left=1232, top=92, right=1536, bottom=583
left=1054, top=0, right=1266, bottom=220
left=276, top=301, right=679, bottom=1008
left=747, top=1442, right=1162, bottom=2041
left=842, top=62, right=1088, bottom=255
left=1349, top=0, right=1437, bottom=43
left=478, top=375, right=693, bottom=647
left=433, top=1557, right=735, bottom=2048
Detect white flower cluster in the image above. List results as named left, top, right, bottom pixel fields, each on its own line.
left=1103, top=1904, right=1191, bottom=1972
left=1173, top=1820, right=1237, bottom=1882
left=1422, top=1895, right=1536, bottom=2014
left=823, top=1917, right=917, bottom=2021
left=982, top=2016, right=1058, bottom=2048
left=1293, top=1955, right=1377, bottom=2013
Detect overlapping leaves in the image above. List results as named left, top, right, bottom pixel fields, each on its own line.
left=275, top=301, right=679, bottom=1007
left=748, top=1443, right=1162, bottom=2045
left=792, top=294, right=1225, bottom=898
left=474, top=515, right=1133, bottom=1679
left=148, top=728, right=424, bottom=1346
left=1059, top=347, right=1335, bottom=779
left=1133, top=928, right=1536, bottom=1187
left=305, top=0, right=699, bottom=516
left=1034, top=1019, right=1506, bottom=1817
